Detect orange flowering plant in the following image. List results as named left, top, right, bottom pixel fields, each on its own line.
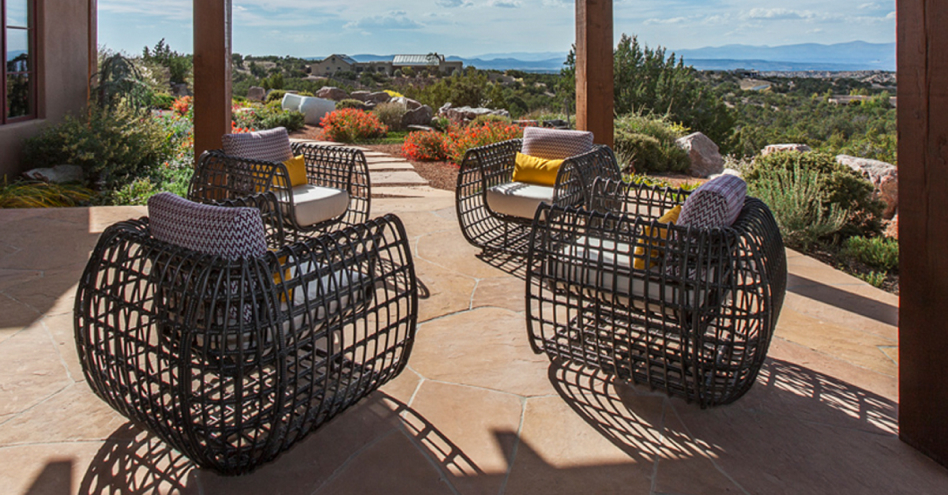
left=444, top=121, right=523, bottom=165
left=402, top=131, right=448, bottom=161
left=319, top=109, right=388, bottom=143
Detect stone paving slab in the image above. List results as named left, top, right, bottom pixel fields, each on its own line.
left=372, top=171, right=428, bottom=186
left=367, top=161, right=415, bottom=171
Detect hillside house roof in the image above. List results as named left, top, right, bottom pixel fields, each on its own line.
left=393, top=54, right=443, bottom=66
left=323, top=54, right=357, bottom=65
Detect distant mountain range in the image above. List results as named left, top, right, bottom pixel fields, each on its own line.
left=331, top=41, right=894, bottom=73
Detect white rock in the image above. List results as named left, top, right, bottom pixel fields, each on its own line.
left=23, top=164, right=84, bottom=183
left=761, top=143, right=812, bottom=156
left=676, top=132, right=724, bottom=178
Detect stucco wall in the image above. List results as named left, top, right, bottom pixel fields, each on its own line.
left=0, top=0, right=93, bottom=177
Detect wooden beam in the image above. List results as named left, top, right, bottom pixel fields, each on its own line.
left=193, top=0, right=232, bottom=167
left=898, top=0, right=948, bottom=468
left=575, top=0, right=613, bottom=148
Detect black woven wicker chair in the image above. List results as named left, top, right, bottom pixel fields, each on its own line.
left=525, top=179, right=787, bottom=407
left=74, top=192, right=416, bottom=474
left=189, top=141, right=370, bottom=238
left=456, top=138, right=621, bottom=254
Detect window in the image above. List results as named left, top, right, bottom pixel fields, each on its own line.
left=3, top=0, right=35, bottom=123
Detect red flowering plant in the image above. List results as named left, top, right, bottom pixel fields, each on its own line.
left=319, top=109, right=388, bottom=143
left=402, top=131, right=448, bottom=161
left=444, top=121, right=523, bottom=165
left=231, top=121, right=255, bottom=134
left=172, top=96, right=192, bottom=117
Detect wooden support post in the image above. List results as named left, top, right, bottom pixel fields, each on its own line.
left=898, top=0, right=948, bottom=468
left=575, top=0, right=613, bottom=147
left=193, top=0, right=232, bottom=167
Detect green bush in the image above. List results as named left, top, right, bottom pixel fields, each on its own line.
left=297, top=91, right=314, bottom=97
left=22, top=105, right=173, bottom=189
left=258, top=109, right=305, bottom=132
left=746, top=151, right=884, bottom=237
left=614, top=113, right=689, bottom=174
left=470, top=114, right=511, bottom=126
left=841, top=236, right=899, bottom=272
left=430, top=116, right=451, bottom=132
left=106, top=166, right=192, bottom=205
left=747, top=163, right=848, bottom=249
left=336, top=99, right=367, bottom=110
left=373, top=102, right=407, bottom=131
left=266, top=90, right=287, bottom=103
left=150, top=92, right=175, bottom=110
left=0, top=177, right=94, bottom=208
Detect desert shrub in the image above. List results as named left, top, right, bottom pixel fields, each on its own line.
left=402, top=131, right=448, bottom=161
left=856, top=271, right=887, bottom=288
left=150, top=92, right=175, bottom=110
left=625, top=174, right=701, bottom=191
left=373, top=102, right=407, bottom=131
left=319, top=109, right=388, bottom=143
left=22, top=105, right=173, bottom=189
left=265, top=90, right=287, bottom=103
left=297, top=91, right=314, bottom=97
left=841, top=236, right=899, bottom=272
left=258, top=110, right=305, bottom=132
left=336, top=99, right=367, bottom=110
left=470, top=114, right=511, bottom=127
left=444, top=121, right=523, bottom=165
left=430, top=116, right=451, bottom=132
left=614, top=113, right=689, bottom=174
left=746, top=151, right=884, bottom=237
left=748, top=163, right=848, bottom=249
left=0, top=177, right=94, bottom=208
left=106, top=166, right=192, bottom=205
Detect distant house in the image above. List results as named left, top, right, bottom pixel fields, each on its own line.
left=392, top=53, right=462, bottom=75
left=309, top=53, right=464, bottom=78
left=310, top=54, right=358, bottom=76
left=0, top=1, right=97, bottom=176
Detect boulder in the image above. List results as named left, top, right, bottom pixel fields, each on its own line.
left=247, top=86, right=266, bottom=102
left=402, top=105, right=433, bottom=127
left=298, top=97, right=336, bottom=125
left=349, top=91, right=371, bottom=102
left=836, top=154, right=899, bottom=219
left=438, top=103, right=510, bottom=123
left=171, top=83, right=191, bottom=97
left=366, top=91, right=392, bottom=104
left=316, top=86, right=349, bottom=101
left=676, top=132, right=724, bottom=178
left=391, top=96, right=423, bottom=110
left=709, top=168, right=743, bottom=180
left=761, top=143, right=812, bottom=156
left=22, top=164, right=84, bottom=184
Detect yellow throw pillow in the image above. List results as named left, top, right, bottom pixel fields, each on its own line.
left=512, top=152, right=564, bottom=187
left=283, top=155, right=308, bottom=187
left=632, top=205, right=682, bottom=269
left=272, top=253, right=294, bottom=302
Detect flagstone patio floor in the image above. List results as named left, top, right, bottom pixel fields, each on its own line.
left=0, top=149, right=945, bottom=493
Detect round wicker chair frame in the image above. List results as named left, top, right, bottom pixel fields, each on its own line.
left=455, top=139, right=621, bottom=254
left=525, top=179, right=787, bottom=407
left=74, top=195, right=416, bottom=474
left=188, top=142, right=370, bottom=239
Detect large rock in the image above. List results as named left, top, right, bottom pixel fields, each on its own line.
left=22, top=165, right=84, bottom=183
left=676, top=132, right=724, bottom=178
left=761, top=143, right=812, bottom=156
left=438, top=103, right=511, bottom=123
left=402, top=105, right=433, bottom=127
left=298, top=97, right=336, bottom=125
left=391, top=96, right=423, bottom=110
left=366, top=91, right=392, bottom=104
left=349, top=91, right=371, bottom=102
left=316, top=86, right=349, bottom=101
left=837, top=154, right=899, bottom=219
left=247, top=86, right=266, bottom=102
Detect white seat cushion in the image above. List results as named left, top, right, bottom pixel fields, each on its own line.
left=553, top=236, right=699, bottom=316
left=281, top=260, right=372, bottom=330
left=288, top=184, right=350, bottom=226
left=486, top=182, right=555, bottom=219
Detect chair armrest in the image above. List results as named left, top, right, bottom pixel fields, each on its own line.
left=189, top=150, right=293, bottom=203
left=588, top=177, right=692, bottom=221
left=553, top=145, right=621, bottom=207
left=458, top=139, right=522, bottom=193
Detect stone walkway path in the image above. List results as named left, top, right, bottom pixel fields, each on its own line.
left=0, top=147, right=944, bottom=494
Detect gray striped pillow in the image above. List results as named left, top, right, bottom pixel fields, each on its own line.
left=221, top=127, right=294, bottom=163
left=521, top=127, right=594, bottom=160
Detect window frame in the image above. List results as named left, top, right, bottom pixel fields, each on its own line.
left=2, top=0, right=37, bottom=124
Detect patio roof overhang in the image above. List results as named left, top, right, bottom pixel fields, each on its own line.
left=190, top=0, right=948, bottom=468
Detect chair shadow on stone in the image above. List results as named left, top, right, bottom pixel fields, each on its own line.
left=76, top=395, right=483, bottom=495
left=546, top=357, right=928, bottom=494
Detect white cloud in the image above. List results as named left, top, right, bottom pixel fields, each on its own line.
left=859, top=2, right=880, bottom=9
left=346, top=11, right=424, bottom=30
left=886, top=11, right=896, bottom=19
left=744, top=8, right=809, bottom=20
left=490, top=0, right=522, bottom=8
left=644, top=17, right=689, bottom=25
left=436, top=0, right=470, bottom=7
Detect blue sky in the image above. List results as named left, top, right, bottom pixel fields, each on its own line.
left=98, top=0, right=896, bottom=58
